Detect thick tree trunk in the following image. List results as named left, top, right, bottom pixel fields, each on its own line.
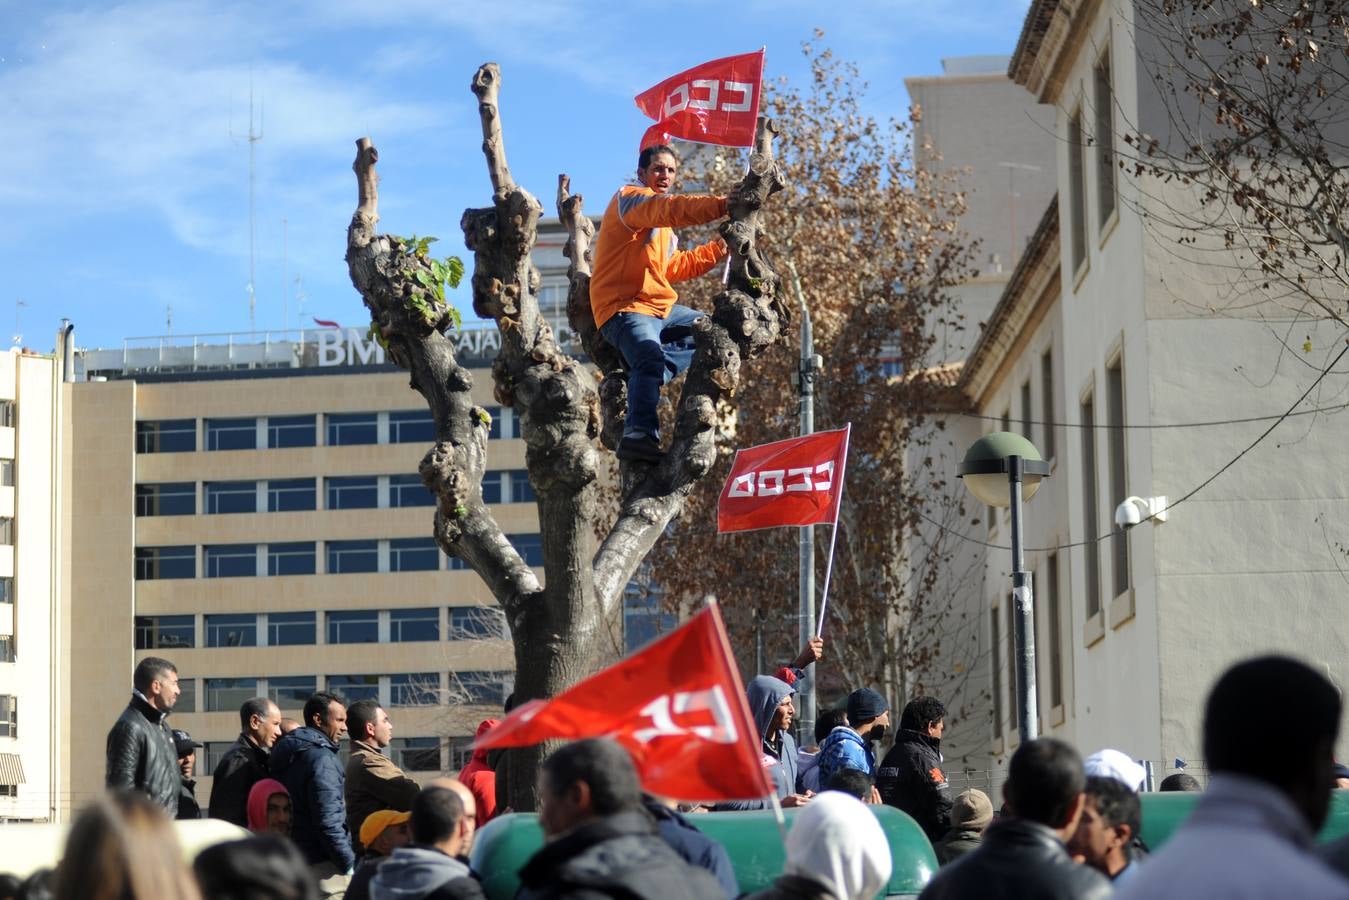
left=346, top=64, right=787, bottom=810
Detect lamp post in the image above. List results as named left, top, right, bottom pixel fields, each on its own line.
left=957, top=432, right=1050, bottom=745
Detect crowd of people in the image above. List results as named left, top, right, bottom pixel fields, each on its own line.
left=1, top=650, right=1348, bottom=900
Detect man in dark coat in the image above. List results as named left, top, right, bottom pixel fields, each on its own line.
left=516, top=738, right=722, bottom=900
left=877, top=696, right=952, bottom=841
left=642, top=796, right=739, bottom=897
left=270, top=691, right=354, bottom=883
left=918, top=739, right=1111, bottom=900
left=173, top=729, right=203, bottom=819
left=106, top=656, right=181, bottom=815
left=209, top=696, right=282, bottom=827
left=933, top=788, right=993, bottom=865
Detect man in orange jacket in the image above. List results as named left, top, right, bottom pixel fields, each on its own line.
left=591, top=144, right=729, bottom=461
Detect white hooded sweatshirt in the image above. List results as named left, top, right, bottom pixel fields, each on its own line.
left=784, top=792, right=893, bottom=900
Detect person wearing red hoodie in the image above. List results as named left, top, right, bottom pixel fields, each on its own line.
left=457, top=719, right=499, bottom=829
left=590, top=144, right=729, bottom=462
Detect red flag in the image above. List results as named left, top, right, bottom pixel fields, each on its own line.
left=716, top=426, right=851, bottom=534
left=312, top=317, right=341, bottom=329
left=635, top=50, right=764, bottom=150
left=473, top=605, right=772, bottom=802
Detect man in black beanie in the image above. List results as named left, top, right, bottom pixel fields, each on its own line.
left=816, top=688, right=891, bottom=789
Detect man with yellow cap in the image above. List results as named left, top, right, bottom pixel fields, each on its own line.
left=345, top=809, right=412, bottom=900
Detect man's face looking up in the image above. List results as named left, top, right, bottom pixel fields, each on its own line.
left=639, top=152, right=678, bottom=194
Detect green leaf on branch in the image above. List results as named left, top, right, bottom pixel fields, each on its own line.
left=453, top=505, right=469, bottom=519
left=366, top=322, right=389, bottom=351
left=444, top=256, right=465, bottom=289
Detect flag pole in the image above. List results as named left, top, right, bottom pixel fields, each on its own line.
left=815, top=423, right=851, bottom=638
left=768, top=790, right=788, bottom=846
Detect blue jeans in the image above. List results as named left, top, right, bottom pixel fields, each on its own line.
left=600, top=305, right=702, bottom=441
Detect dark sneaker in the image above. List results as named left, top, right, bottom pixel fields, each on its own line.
left=617, top=434, right=663, bottom=462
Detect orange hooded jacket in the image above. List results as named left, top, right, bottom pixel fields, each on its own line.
left=590, top=184, right=728, bottom=329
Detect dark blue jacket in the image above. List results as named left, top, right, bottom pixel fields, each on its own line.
left=643, top=799, right=739, bottom=898
left=715, top=675, right=798, bottom=811
left=816, top=726, right=876, bottom=786
left=270, top=726, right=354, bottom=870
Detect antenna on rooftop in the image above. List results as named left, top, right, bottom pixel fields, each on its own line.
left=166, top=304, right=173, bottom=336
left=231, top=74, right=264, bottom=334
left=294, top=275, right=308, bottom=326
left=12, top=298, right=25, bottom=347
left=282, top=217, right=288, bottom=332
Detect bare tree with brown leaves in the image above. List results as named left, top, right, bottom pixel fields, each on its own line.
left=650, top=42, right=989, bottom=759
left=344, top=63, right=787, bottom=809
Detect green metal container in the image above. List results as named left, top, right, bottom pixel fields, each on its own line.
left=1138, top=788, right=1349, bottom=850
left=470, top=806, right=938, bottom=899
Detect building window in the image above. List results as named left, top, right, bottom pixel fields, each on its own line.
left=481, top=471, right=503, bottom=505
left=1041, top=349, right=1056, bottom=461
left=390, top=608, right=439, bottom=643
left=0, top=459, right=14, bottom=486
left=267, top=676, right=316, bottom=710
left=267, top=542, right=316, bottom=577
left=134, top=614, right=195, bottom=650
left=176, top=678, right=196, bottom=714
left=1106, top=358, right=1129, bottom=597
left=0, top=636, right=13, bottom=663
left=266, top=611, right=316, bottom=646
left=508, top=533, right=544, bottom=567
left=327, top=412, right=378, bottom=446
left=327, top=540, right=378, bottom=574
left=509, top=470, right=536, bottom=504
left=388, top=474, right=434, bottom=508
left=206, top=613, right=258, bottom=648
left=135, top=546, right=196, bottom=581
left=0, top=695, right=17, bottom=737
left=389, top=409, right=435, bottom=444
left=1047, top=552, right=1064, bottom=710
left=1068, top=109, right=1087, bottom=275
left=1094, top=49, right=1117, bottom=227
left=1019, top=380, right=1032, bottom=439
left=447, top=737, right=475, bottom=771
left=991, top=608, right=1003, bottom=740
left=0, top=401, right=14, bottom=429
left=267, top=478, right=316, bottom=513
left=486, top=407, right=516, bottom=440
left=326, top=477, right=378, bottom=511
left=201, top=741, right=235, bottom=776
left=327, top=674, right=379, bottom=703
left=135, top=482, right=196, bottom=517
left=136, top=419, right=195, bottom=454
left=1081, top=393, right=1102, bottom=618
left=0, top=518, right=13, bottom=546
left=327, top=611, right=379, bottom=644
left=390, top=737, right=441, bottom=772
left=267, top=415, right=316, bottom=449
left=449, top=671, right=512, bottom=706
left=205, top=417, right=258, bottom=452
left=624, top=592, right=676, bottom=653
left=0, top=577, right=11, bottom=604
left=449, top=607, right=507, bottom=641
left=205, top=481, right=258, bottom=515
left=205, top=678, right=258, bottom=713
left=390, top=673, right=441, bottom=707
left=205, top=545, right=258, bottom=579
left=390, top=538, right=439, bottom=572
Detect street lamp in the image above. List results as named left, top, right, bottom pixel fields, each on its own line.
left=957, top=432, right=1050, bottom=745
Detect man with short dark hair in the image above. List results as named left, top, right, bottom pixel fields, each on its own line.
left=106, top=656, right=181, bottom=814
left=877, top=696, right=952, bottom=842
left=209, top=696, right=282, bottom=826
left=824, top=767, right=875, bottom=803
left=173, top=728, right=203, bottom=819
left=1119, top=656, right=1348, bottom=899
left=1067, top=776, right=1142, bottom=883
left=370, top=787, right=486, bottom=900
left=516, top=738, right=722, bottom=900
left=797, top=707, right=849, bottom=795
left=818, top=688, right=891, bottom=787
left=919, top=738, right=1111, bottom=900
left=591, top=143, right=729, bottom=461
left=345, top=698, right=421, bottom=855
left=271, top=691, right=354, bottom=889
left=1157, top=773, right=1202, bottom=793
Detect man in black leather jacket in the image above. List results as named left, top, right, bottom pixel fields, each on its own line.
left=878, top=696, right=952, bottom=842
left=517, top=738, right=722, bottom=900
left=105, top=656, right=182, bottom=815
left=918, top=739, right=1112, bottom=900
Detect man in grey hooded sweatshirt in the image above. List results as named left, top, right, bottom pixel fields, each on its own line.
left=371, top=786, right=485, bottom=900
left=714, top=675, right=813, bottom=810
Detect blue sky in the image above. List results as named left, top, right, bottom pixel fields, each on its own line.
left=2, top=0, right=1030, bottom=352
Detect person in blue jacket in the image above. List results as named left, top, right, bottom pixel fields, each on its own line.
left=816, top=688, right=891, bottom=790
left=270, top=691, right=355, bottom=881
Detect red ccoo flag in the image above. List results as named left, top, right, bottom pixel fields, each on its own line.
left=716, top=426, right=851, bottom=534
left=473, top=604, right=773, bottom=802
left=635, top=50, right=764, bottom=151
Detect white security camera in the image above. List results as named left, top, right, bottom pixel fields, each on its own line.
left=1115, top=495, right=1168, bottom=531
